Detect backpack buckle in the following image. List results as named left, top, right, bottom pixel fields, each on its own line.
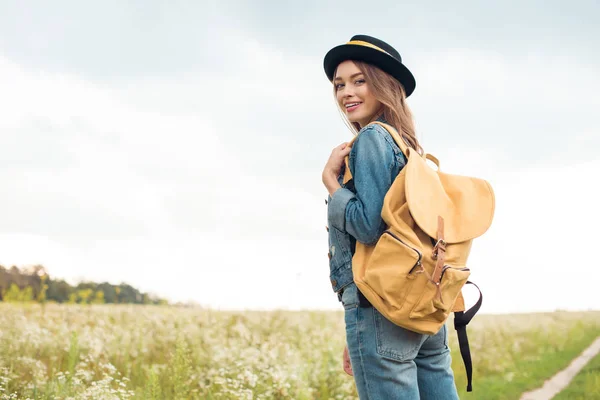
left=432, top=239, right=447, bottom=260
left=435, top=239, right=447, bottom=247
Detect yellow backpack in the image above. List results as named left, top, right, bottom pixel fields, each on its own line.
left=343, top=121, right=496, bottom=392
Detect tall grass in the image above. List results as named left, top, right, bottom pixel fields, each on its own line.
left=0, top=303, right=599, bottom=399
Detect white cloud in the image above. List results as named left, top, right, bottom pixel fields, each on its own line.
left=461, top=158, right=600, bottom=314
left=0, top=51, right=336, bottom=308
left=408, top=47, right=600, bottom=160
left=0, top=34, right=598, bottom=314
left=412, top=47, right=600, bottom=109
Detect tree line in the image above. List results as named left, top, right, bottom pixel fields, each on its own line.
left=0, top=264, right=168, bottom=305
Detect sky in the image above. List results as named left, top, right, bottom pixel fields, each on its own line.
left=0, top=1, right=598, bottom=314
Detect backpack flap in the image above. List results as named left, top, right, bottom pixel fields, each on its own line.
left=405, top=147, right=495, bottom=244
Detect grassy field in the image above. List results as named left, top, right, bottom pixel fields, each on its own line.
left=554, top=343, right=600, bottom=400
left=0, top=304, right=599, bottom=399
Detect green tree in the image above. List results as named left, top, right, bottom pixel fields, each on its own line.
left=21, top=286, right=34, bottom=302
left=37, top=275, right=48, bottom=303
left=68, top=292, right=78, bottom=304
left=97, top=282, right=117, bottom=303
left=3, top=283, right=22, bottom=302
left=91, top=290, right=105, bottom=304
left=46, top=279, right=72, bottom=303
left=77, top=288, right=93, bottom=304
left=0, top=265, right=168, bottom=305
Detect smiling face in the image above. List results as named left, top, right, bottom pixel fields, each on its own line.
left=334, top=60, right=382, bottom=128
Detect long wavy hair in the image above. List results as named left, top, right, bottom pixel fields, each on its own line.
left=334, top=60, right=423, bottom=154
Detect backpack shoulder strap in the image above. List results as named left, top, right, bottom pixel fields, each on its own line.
left=368, top=121, right=410, bottom=159
left=342, top=121, right=412, bottom=185
left=454, top=281, right=483, bottom=392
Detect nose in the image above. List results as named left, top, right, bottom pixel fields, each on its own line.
left=340, top=85, right=355, bottom=98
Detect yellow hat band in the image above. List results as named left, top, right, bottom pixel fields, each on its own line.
left=346, top=40, right=393, bottom=57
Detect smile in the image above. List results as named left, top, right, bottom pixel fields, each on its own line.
left=345, top=102, right=362, bottom=112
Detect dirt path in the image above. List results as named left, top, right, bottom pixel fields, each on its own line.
left=520, top=336, right=600, bottom=400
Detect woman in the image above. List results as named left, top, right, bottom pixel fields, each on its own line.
left=322, top=35, right=460, bottom=399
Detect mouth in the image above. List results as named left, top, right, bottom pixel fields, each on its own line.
left=345, top=102, right=362, bottom=113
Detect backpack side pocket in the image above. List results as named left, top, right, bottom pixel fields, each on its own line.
left=363, top=230, right=421, bottom=311
left=410, top=265, right=470, bottom=320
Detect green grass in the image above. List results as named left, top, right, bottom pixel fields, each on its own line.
left=0, top=303, right=599, bottom=399
left=554, top=343, right=600, bottom=400
left=451, top=313, right=600, bottom=399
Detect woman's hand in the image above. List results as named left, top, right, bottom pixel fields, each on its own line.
left=323, top=142, right=352, bottom=196
left=343, top=345, right=353, bottom=376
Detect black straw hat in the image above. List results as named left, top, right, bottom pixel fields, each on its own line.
left=323, top=35, right=416, bottom=97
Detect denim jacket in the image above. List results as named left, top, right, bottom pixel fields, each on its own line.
left=326, top=118, right=407, bottom=299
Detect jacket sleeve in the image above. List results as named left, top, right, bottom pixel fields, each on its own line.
left=327, top=126, right=404, bottom=245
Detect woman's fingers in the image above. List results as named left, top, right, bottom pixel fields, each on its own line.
left=343, top=346, right=353, bottom=376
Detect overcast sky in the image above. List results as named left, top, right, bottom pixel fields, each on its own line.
left=0, top=1, right=598, bottom=314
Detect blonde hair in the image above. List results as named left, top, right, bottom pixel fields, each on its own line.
left=333, top=60, right=423, bottom=154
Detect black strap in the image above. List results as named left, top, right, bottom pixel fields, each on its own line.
left=453, top=281, right=483, bottom=393
left=357, top=287, right=373, bottom=308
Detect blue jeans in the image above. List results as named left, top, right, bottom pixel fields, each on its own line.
left=342, top=283, right=460, bottom=400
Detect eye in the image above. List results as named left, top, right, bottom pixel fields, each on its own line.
left=335, top=83, right=344, bottom=90
left=355, top=79, right=365, bottom=85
